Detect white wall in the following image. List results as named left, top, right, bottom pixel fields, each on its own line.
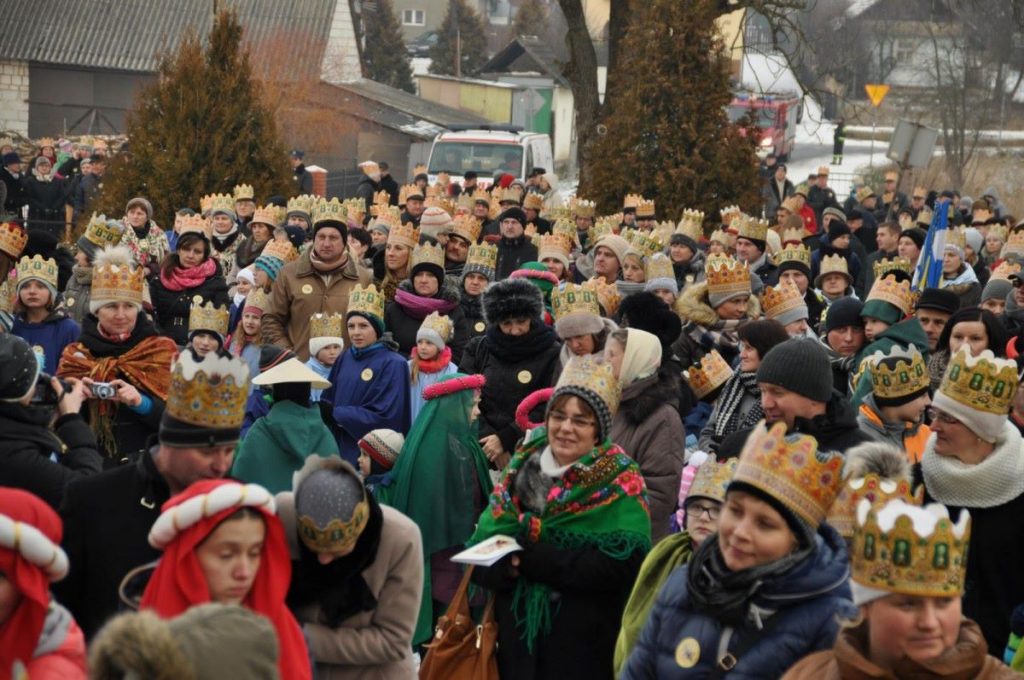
left=0, top=60, right=29, bottom=135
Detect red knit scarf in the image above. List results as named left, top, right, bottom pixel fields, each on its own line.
left=411, top=345, right=452, bottom=374
left=159, top=257, right=217, bottom=292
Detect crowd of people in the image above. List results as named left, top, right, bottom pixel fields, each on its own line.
left=1, top=140, right=1024, bottom=679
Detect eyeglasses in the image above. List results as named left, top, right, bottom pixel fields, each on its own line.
left=548, top=412, right=597, bottom=430
left=686, top=502, right=721, bottom=521
left=926, top=407, right=961, bottom=426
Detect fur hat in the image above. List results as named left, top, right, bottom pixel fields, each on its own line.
left=843, top=440, right=911, bottom=482
left=483, top=277, right=544, bottom=325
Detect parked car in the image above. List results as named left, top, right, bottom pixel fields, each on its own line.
left=407, top=31, right=438, bottom=58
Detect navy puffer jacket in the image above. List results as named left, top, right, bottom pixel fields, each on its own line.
left=621, top=523, right=852, bottom=679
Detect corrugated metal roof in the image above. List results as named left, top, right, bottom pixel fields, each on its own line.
left=0, top=0, right=335, bottom=75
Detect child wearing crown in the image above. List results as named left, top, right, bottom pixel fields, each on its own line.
left=407, top=312, right=457, bottom=423
left=306, top=313, right=344, bottom=403
left=11, top=255, right=80, bottom=374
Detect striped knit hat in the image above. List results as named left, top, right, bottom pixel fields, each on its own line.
left=254, top=254, right=284, bottom=282
left=358, top=429, right=405, bottom=471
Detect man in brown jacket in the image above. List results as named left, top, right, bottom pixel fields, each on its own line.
left=263, top=215, right=371, bottom=360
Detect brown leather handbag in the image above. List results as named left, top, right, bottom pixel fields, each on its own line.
left=419, top=566, right=499, bottom=680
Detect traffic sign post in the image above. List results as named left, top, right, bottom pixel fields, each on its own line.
left=864, top=84, right=891, bottom=168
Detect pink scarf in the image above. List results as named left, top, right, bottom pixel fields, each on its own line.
left=394, top=288, right=456, bottom=320
left=159, top=258, right=217, bottom=292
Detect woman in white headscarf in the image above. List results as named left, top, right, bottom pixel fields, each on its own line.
left=605, top=328, right=686, bottom=542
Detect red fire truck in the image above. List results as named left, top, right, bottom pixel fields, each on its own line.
left=727, top=92, right=802, bottom=161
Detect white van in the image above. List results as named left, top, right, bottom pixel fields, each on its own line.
left=426, top=126, right=554, bottom=189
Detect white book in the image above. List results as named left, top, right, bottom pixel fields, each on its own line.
left=450, top=535, right=523, bottom=567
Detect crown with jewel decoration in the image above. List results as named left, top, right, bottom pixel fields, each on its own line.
left=865, top=344, right=930, bottom=401
left=178, top=214, right=213, bottom=240
left=734, top=420, right=844, bottom=527
left=827, top=475, right=924, bottom=540
left=523, top=193, right=544, bottom=211
left=166, top=352, right=250, bottom=431
left=675, top=210, right=704, bottom=243
left=399, top=184, right=424, bottom=205
left=261, top=239, right=299, bottom=263
left=538, top=234, right=572, bottom=263
left=243, top=287, right=271, bottom=314
left=312, top=197, right=347, bottom=227
left=872, top=257, right=914, bottom=279
left=348, top=284, right=385, bottom=321
left=0, top=221, right=28, bottom=259
left=686, top=349, right=734, bottom=399
left=988, top=223, right=1009, bottom=243
left=1002, top=230, right=1024, bottom=258
left=623, top=194, right=644, bottom=211
left=92, top=246, right=145, bottom=306
left=573, top=198, right=597, bottom=219
left=705, top=256, right=750, bottom=299
left=635, top=198, right=656, bottom=218
left=232, top=184, right=254, bottom=201
left=555, top=354, right=622, bottom=416
left=250, top=205, right=280, bottom=228
left=582, top=277, right=622, bottom=316
left=589, top=219, right=616, bottom=244
left=412, top=242, right=444, bottom=270
left=938, top=348, right=1018, bottom=415
left=991, top=260, right=1022, bottom=281
left=945, top=226, right=967, bottom=253
left=425, top=193, right=456, bottom=216
left=488, top=194, right=502, bottom=220
left=688, top=456, right=739, bottom=503
left=188, top=301, right=230, bottom=337
left=82, top=213, right=125, bottom=248
left=287, top=194, right=316, bottom=217
left=624, top=228, right=663, bottom=257
left=450, top=214, right=482, bottom=244
left=16, top=255, right=58, bottom=289
left=203, top=193, right=234, bottom=215
left=736, top=215, right=769, bottom=243
left=552, top=217, right=577, bottom=243
left=465, top=243, right=498, bottom=273
left=852, top=500, right=971, bottom=597
left=419, top=311, right=454, bottom=344
left=374, top=206, right=403, bottom=230
left=388, top=222, right=421, bottom=249
left=551, top=282, right=601, bottom=322
left=644, top=252, right=675, bottom=282
left=866, top=274, right=914, bottom=316
left=761, top=281, right=805, bottom=321
left=310, top=312, right=345, bottom=339
left=776, top=243, right=811, bottom=270
left=343, top=197, right=366, bottom=221
left=371, top=190, right=390, bottom=210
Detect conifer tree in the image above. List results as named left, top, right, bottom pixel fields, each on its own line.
left=363, top=0, right=415, bottom=92
left=428, top=0, right=489, bottom=76
left=580, top=0, right=760, bottom=218
left=514, top=0, right=548, bottom=37
left=95, top=9, right=292, bottom=227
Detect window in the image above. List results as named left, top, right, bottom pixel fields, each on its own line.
left=895, top=38, right=917, bottom=64
left=402, top=9, right=425, bottom=26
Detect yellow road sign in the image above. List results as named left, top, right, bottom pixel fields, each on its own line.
left=865, top=84, right=891, bottom=107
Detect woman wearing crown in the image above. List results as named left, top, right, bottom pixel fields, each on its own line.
left=375, top=217, right=414, bottom=304
left=227, top=205, right=275, bottom=290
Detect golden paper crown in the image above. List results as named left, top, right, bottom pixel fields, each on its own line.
left=635, top=198, right=656, bottom=218
left=624, top=229, right=663, bottom=257
left=538, top=234, right=572, bottom=263
left=343, top=197, right=366, bottom=219
left=312, top=197, right=347, bottom=227
left=991, top=260, right=1022, bottom=281
left=573, top=198, right=596, bottom=219
left=734, top=421, right=844, bottom=527
left=271, top=205, right=288, bottom=225
left=916, top=207, right=933, bottom=226
left=551, top=282, right=601, bottom=321
left=178, top=214, right=213, bottom=240
left=348, top=284, right=384, bottom=321
left=387, top=222, right=421, bottom=249
left=644, top=253, right=675, bottom=282
left=261, top=238, right=299, bottom=263
left=16, top=255, right=58, bottom=289
left=761, top=281, right=805, bottom=321
left=582, top=277, right=622, bottom=316
left=988, top=223, right=1009, bottom=243
left=0, top=221, right=28, bottom=259
left=374, top=206, right=402, bottom=229
left=708, top=229, right=732, bottom=247
left=166, top=352, right=250, bottom=431
left=398, top=184, right=423, bottom=204
left=451, top=214, right=482, bottom=244
left=496, top=186, right=522, bottom=205
left=425, top=194, right=455, bottom=216
left=83, top=213, right=125, bottom=248
left=523, top=193, right=544, bottom=211
left=945, top=226, right=967, bottom=253
left=688, top=456, right=739, bottom=503
left=243, top=287, right=271, bottom=314
left=250, top=205, right=279, bottom=227
left=818, top=253, right=851, bottom=280
left=589, top=219, right=616, bottom=244
left=419, top=311, right=454, bottom=343
left=623, top=194, right=644, bottom=210
left=552, top=218, right=577, bottom=244
left=287, top=194, right=316, bottom=216
left=455, top=192, right=475, bottom=213
left=38, top=136, right=55, bottom=148
left=687, top=349, right=734, bottom=399
left=92, top=248, right=145, bottom=305
left=780, top=228, right=805, bottom=246
left=465, top=243, right=498, bottom=272
left=852, top=500, right=970, bottom=597
left=488, top=194, right=502, bottom=220
left=736, top=215, right=769, bottom=243
left=939, top=348, right=1018, bottom=415
left=188, top=301, right=230, bottom=337
left=828, top=474, right=924, bottom=540
left=413, top=163, right=427, bottom=175
left=705, top=256, right=751, bottom=298
left=1003, top=230, right=1024, bottom=257
left=412, top=242, right=444, bottom=270
left=233, top=183, right=254, bottom=201
left=555, top=355, right=622, bottom=416
left=371, top=190, right=390, bottom=208
left=204, top=193, right=234, bottom=214
left=310, top=312, right=345, bottom=339
left=0, top=276, right=13, bottom=315
left=777, top=243, right=811, bottom=270
left=866, top=345, right=929, bottom=400
left=866, top=274, right=914, bottom=316
left=435, top=171, right=450, bottom=187
left=720, top=205, right=742, bottom=225
left=675, top=210, right=704, bottom=243
left=872, top=256, right=913, bottom=279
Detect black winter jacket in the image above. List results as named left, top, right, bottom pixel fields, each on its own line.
left=148, top=260, right=230, bottom=346
left=24, top=174, right=67, bottom=235
left=496, top=235, right=539, bottom=280
left=383, top=278, right=469, bottom=364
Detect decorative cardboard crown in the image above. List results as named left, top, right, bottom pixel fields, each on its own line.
left=761, top=281, right=805, bottom=321
left=736, top=215, right=769, bottom=243
left=38, top=136, right=55, bottom=148
left=852, top=500, right=970, bottom=597
left=945, top=226, right=967, bottom=252
left=916, top=207, right=933, bottom=226
left=232, top=183, right=254, bottom=201
left=204, top=193, right=235, bottom=214
left=178, top=214, right=213, bottom=240
left=733, top=421, right=844, bottom=527
left=538, top=234, right=572, bottom=263
left=720, top=205, right=742, bottom=225
left=348, top=284, right=385, bottom=321
left=555, top=354, right=622, bottom=415
left=705, top=256, right=750, bottom=298
left=312, top=197, right=347, bottom=226
left=243, top=287, right=271, bottom=314
left=777, top=243, right=811, bottom=270
left=0, top=276, right=13, bottom=315
left=0, top=221, right=28, bottom=259
left=780, top=228, right=805, bottom=246
left=398, top=184, right=423, bottom=204
left=425, top=194, right=455, bottom=216
left=250, top=205, right=280, bottom=227
left=450, top=214, right=482, bottom=244
left=413, top=163, right=427, bottom=175
left=988, top=223, right=1009, bottom=243
left=412, top=242, right=445, bottom=270
left=419, top=311, right=454, bottom=343
left=818, top=253, right=852, bottom=281
left=343, top=197, right=366, bottom=220
left=582, top=277, right=622, bottom=316
left=488, top=194, right=502, bottom=220
left=572, top=198, right=596, bottom=219
left=551, top=282, right=601, bottom=321
left=866, top=274, right=914, bottom=316
left=16, top=255, right=58, bottom=289
left=644, top=252, right=675, bottom=282
left=387, top=222, right=421, bottom=249
left=188, top=301, right=229, bottom=337
left=496, top=186, right=522, bottom=205
left=688, top=457, right=739, bottom=503
left=465, top=243, right=498, bottom=272
left=166, top=352, right=250, bottom=431
left=866, top=345, right=929, bottom=401
left=271, top=205, right=288, bottom=225
left=625, top=229, right=663, bottom=257
left=726, top=214, right=746, bottom=235
left=523, top=193, right=544, bottom=211
left=371, top=190, right=390, bottom=208
left=552, top=218, right=578, bottom=243
left=92, top=249, right=145, bottom=305
left=261, top=238, right=299, bottom=263
left=310, top=312, right=345, bottom=339
left=939, top=348, right=1018, bottom=415
left=623, top=194, right=644, bottom=211
left=287, top=194, right=316, bottom=216
left=374, top=206, right=402, bottom=230
left=676, top=208, right=705, bottom=237
left=455, top=192, right=475, bottom=213
left=872, top=256, right=913, bottom=279
left=708, top=229, right=732, bottom=247
left=991, top=260, right=1021, bottom=281
left=686, top=349, right=734, bottom=399
left=83, top=213, right=125, bottom=248
left=828, top=476, right=924, bottom=540
left=635, top=198, right=656, bottom=218
left=1003, top=230, right=1024, bottom=257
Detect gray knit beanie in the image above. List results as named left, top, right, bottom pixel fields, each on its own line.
left=756, top=337, right=833, bottom=402
left=981, top=277, right=1012, bottom=304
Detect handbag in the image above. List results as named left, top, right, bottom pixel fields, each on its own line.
left=419, top=565, right=499, bottom=680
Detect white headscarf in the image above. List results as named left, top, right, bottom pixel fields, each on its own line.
left=618, top=328, right=662, bottom=387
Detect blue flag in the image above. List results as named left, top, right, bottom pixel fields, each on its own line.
left=912, top=198, right=951, bottom=292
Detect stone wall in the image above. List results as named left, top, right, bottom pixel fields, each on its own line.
left=0, top=59, right=29, bottom=135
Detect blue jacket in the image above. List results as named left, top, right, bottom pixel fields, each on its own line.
left=12, top=314, right=80, bottom=375
left=621, top=524, right=852, bottom=679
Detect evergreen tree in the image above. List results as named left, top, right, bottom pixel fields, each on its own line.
left=363, top=0, right=415, bottom=92
left=580, top=0, right=760, bottom=218
left=428, top=0, right=489, bottom=77
left=514, top=0, right=548, bottom=37
left=95, top=9, right=292, bottom=228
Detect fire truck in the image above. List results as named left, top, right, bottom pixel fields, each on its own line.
left=727, top=92, right=802, bottom=161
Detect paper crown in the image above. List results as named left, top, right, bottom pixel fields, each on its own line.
left=866, top=274, right=914, bottom=316
left=635, top=198, right=656, bottom=218
left=708, top=229, right=732, bottom=247
left=0, top=221, right=28, bottom=259
left=465, top=243, right=498, bottom=272
left=0, top=276, right=13, bottom=315
left=165, top=352, right=250, bottom=432
left=450, top=214, right=482, bottom=244
left=736, top=215, right=769, bottom=243
left=624, top=229, right=663, bottom=257
left=38, top=136, right=55, bottom=148
left=761, top=281, right=805, bottom=321
left=866, top=345, right=929, bottom=401
left=720, top=205, right=742, bottom=225
left=398, top=184, right=423, bottom=204
left=203, top=193, right=234, bottom=214
left=552, top=217, right=578, bottom=243
left=92, top=248, right=145, bottom=305
left=589, top=219, right=616, bottom=243
left=261, top=238, right=299, bottom=263
left=412, top=242, right=445, bottom=270
left=538, top=234, right=572, bottom=262
left=676, top=209, right=705, bottom=241
left=818, top=253, right=851, bottom=280
left=82, top=213, right=125, bottom=248
left=780, top=227, right=805, bottom=246
left=938, top=348, right=1018, bottom=415
left=623, top=194, right=644, bottom=210
left=827, top=474, right=924, bottom=540
left=284, top=194, right=314, bottom=217
left=523, top=193, right=544, bottom=211
left=687, top=349, right=734, bottom=399
left=232, top=183, right=254, bottom=201
left=777, top=243, right=811, bottom=270
left=425, top=194, right=456, bottom=216
left=455, top=192, right=475, bottom=213
left=371, top=190, right=390, bottom=209
left=419, top=311, right=454, bottom=343
left=249, top=205, right=279, bottom=227
left=270, top=204, right=288, bottom=225
left=387, top=222, right=421, bottom=249
left=991, top=260, right=1022, bottom=281
left=705, top=255, right=751, bottom=298
left=1003, top=230, right=1024, bottom=257
left=573, top=198, right=597, bottom=219
left=188, top=301, right=230, bottom=337
left=645, top=252, right=675, bottom=282
left=177, top=214, right=213, bottom=240
left=733, top=421, right=844, bottom=528
left=312, top=197, right=347, bottom=226
left=988, top=223, right=1009, bottom=243
left=555, top=354, right=622, bottom=416
left=310, top=312, right=345, bottom=339
left=16, top=255, right=58, bottom=289
left=495, top=186, right=522, bottom=204
left=688, top=457, right=739, bottom=503
left=852, top=499, right=971, bottom=598
left=374, top=206, right=402, bottom=229
left=243, top=287, right=271, bottom=314
left=343, top=197, right=366, bottom=218
left=348, top=284, right=385, bottom=321
left=872, top=256, right=914, bottom=279
left=582, top=277, right=622, bottom=316
left=551, top=282, right=601, bottom=321
left=413, top=163, right=427, bottom=175
left=944, top=226, right=967, bottom=252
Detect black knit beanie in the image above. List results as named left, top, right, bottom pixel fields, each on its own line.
left=823, top=297, right=864, bottom=333
left=756, top=338, right=833, bottom=402
left=827, top=220, right=851, bottom=242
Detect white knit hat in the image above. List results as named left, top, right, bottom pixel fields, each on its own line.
left=309, top=336, right=344, bottom=361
